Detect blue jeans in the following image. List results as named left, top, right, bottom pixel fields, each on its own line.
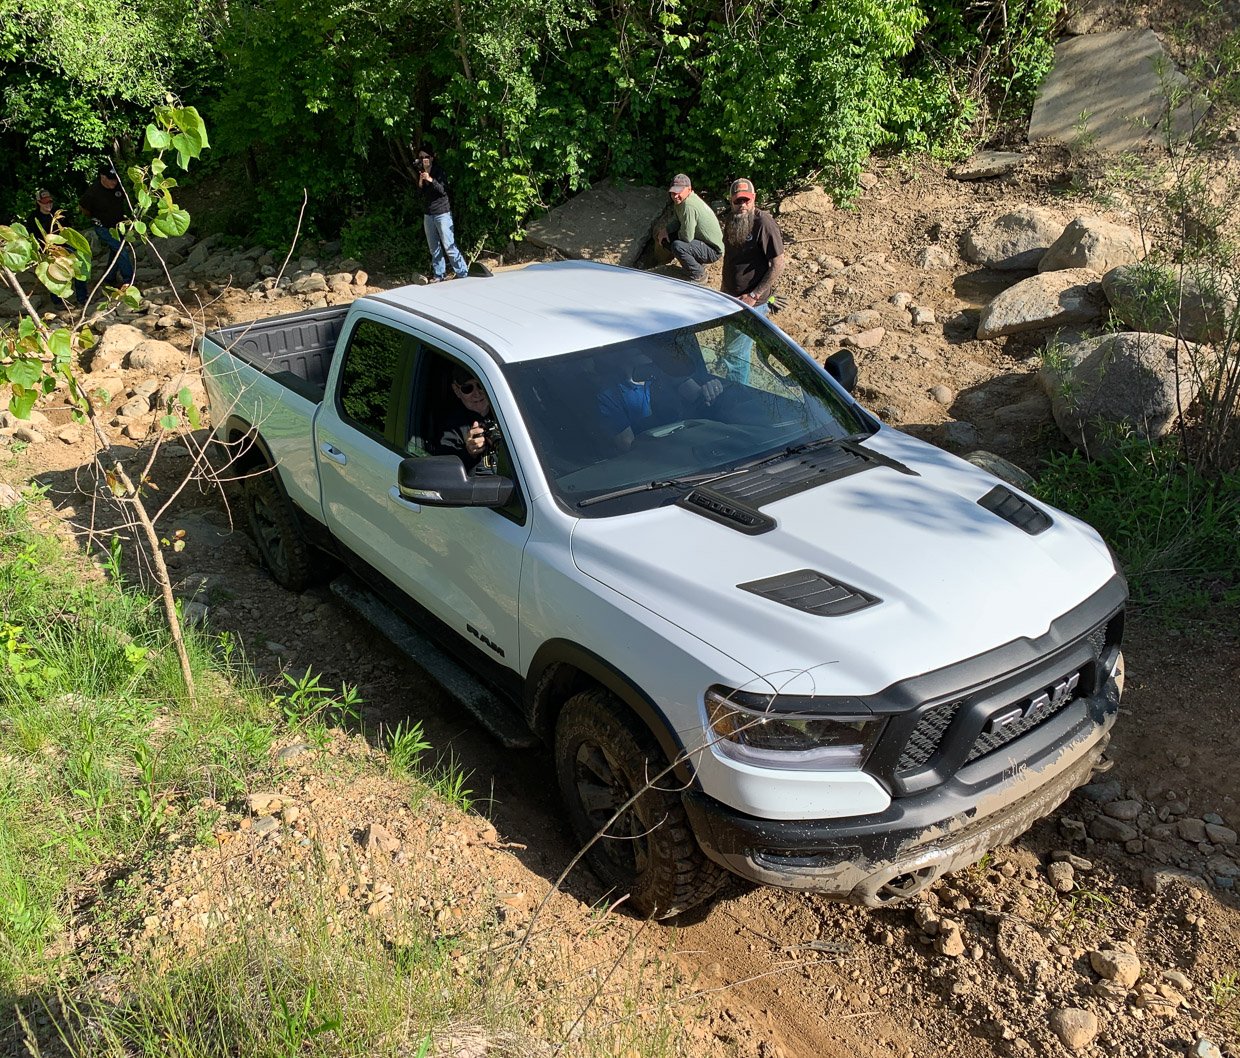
left=721, top=300, right=770, bottom=385
left=423, top=212, right=468, bottom=279
left=95, top=224, right=135, bottom=286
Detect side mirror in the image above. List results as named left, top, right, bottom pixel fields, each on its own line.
left=397, top=455, right=514, bottom=508
left=825, top=350, right=858, bottom=394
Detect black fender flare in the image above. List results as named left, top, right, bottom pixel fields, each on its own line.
left=525, top=639, right=698, bottom=788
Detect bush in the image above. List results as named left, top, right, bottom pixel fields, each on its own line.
left=1035, top=438, right=1240, bottom=618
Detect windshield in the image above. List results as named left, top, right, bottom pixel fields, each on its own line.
left=504, top=310, right=872, bottom=513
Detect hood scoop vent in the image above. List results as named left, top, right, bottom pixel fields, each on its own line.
left=739, top=569, right=879, bottom=616
left=678, top=487, right=776, bottom=535
left=978, top=485, right=1052, bottom=535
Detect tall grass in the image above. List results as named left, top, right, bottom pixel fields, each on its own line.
left=1035, top=437, right=1240, bottom=617
left=0, top=497, right=705, bottom=1058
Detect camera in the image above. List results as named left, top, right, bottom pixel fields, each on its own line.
left=484, top=421, right=504, bottom=449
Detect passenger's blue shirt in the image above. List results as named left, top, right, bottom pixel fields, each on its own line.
left=598, top=379, right=653, bottom=436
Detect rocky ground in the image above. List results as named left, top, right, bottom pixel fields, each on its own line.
left=2, top=144, right=1239, bottom=1058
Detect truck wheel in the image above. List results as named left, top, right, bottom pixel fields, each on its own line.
left=554, top=689, right=726, bottom=919
left=242, top=472, right=316, bottom=591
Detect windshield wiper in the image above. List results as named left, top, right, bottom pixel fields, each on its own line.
left=577, top=470, right=735, bottom=508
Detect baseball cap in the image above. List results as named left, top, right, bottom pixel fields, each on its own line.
left=98, top=161, right=118, bottom=178
left=729, top=178, right=756, bottom=201
left=668, top=173, right=692, bottom=193
left=35, top=188, right=52, bottom=203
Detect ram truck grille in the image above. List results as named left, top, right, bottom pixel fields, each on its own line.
left=890, top=618, right=1114, bottom=782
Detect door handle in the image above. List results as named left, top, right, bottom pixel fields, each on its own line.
left=388, top=486, right=421, bottom=512
left=319, top=442, right=348, bottom=466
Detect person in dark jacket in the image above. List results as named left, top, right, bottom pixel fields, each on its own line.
left=436, top=364, right=498, bottom=471
left=415, top=146, right=468, bottom=282
left=79, top=162, right=135, bottom=286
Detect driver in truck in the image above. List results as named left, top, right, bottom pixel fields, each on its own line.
left=437, top=364, right=500, bottom=472
left=598, top=342, right=725, bottom=451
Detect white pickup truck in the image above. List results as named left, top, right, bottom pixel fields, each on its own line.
left=200, top=261, right=1126, bottom=917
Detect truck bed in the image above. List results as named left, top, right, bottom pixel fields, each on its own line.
left=203, top=305, right=349, bottom=404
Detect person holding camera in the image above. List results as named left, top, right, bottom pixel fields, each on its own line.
left=437, top=364, right=499, bottom=472
left=414, top=146, right=469, bottom=283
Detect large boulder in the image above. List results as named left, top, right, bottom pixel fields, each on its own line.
left=961, top=208, right=1066, bottom=270
left=977, top=269, right=1105, bottom=339
left=89, top=323, right=147, bottom=373
left=1037, top=331, right=1202, bottom=451
left=1103, top=262, right=1237, bottom=345
left=1039, top=216, right=1146, bottom=274
left=127, top=338, right=184, bottom=374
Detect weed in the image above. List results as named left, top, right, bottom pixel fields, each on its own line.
left=384, top=719, right=432, bottom=777
left=1210, top=970, right=1240, bottom=1034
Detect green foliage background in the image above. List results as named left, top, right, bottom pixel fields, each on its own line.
left=1, top=0, right=1065, bottom=258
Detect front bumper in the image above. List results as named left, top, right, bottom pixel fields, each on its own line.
left=684, top=679, right=1119, bottom=905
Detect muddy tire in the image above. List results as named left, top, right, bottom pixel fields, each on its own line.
left=242, top=471, right=317, bottom=591
left=554, top=688, right=727, bottom=919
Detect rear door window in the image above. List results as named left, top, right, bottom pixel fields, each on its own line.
left=335, top=318, right=422, bottom=451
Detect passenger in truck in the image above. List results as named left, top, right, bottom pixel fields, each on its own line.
left=435, top=364, right=500, bottom=472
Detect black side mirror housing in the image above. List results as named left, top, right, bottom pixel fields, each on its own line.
left=397, top=455, right=514, bottom=508
left=825, top=349, right=858, bottom=393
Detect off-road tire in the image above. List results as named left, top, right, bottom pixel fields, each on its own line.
left=554, top=688, right=727, bottom=919
left=242, top=471, right=317, bottom=591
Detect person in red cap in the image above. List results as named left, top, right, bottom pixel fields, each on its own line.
left=720, top=177, right=785, bottom=383
left=652, top=173, right=724, bottom=282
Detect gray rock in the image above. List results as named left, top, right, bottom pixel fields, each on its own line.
left=890, top=291, right=913, bottom=309
left=1206, top=854, right=1239, bottom=878
left=1102, top=262, right=1236, bottom=344
left=929, top=385, right=953, bottom=405
left=527, top=180, right=667, bottom=268
left=991, top=394, right=1052, bottom=427
left=277, top=743, right=315, bottom=764
left=90, top=323, right=147, bottom=372
left=962, top=207, right=1067, bottom=270
left=297, top=257, right=319, bottom=272
left=1188, top=1040, right=1223, bottom=1058
left=1029, top=30, right=1197, bottom=152
left=1103, top=799, right=1144, bottom=821
left=911, top=306, right=936, bottom=326
left=117, top=396, right=152, bottom=419
left=1081, top=779, right=1123, bottom=803
left=1090, top=948, right=1141, bottom=987
left=13, top=426, right=45, bottom=444
left=1048, top=1008, right=1098, bottom=1051
left=918, top=246, right=954, bottom=270
left=1038, top=331, right=1203, bottom=452
left=845, top=309, right=881, bottom=328
left=1205, top=823, right=1237, bottom=845
left=1177, top=817, right=1209, bottom=843
left=1142, top=866, right=1208, bottom=894
left=1040, top=215, right=1146, bottom=274
left=250, top=816, right=280, bottom=838
left=1090, top=816, right=1138, bottom=843
left=1204, top=812, right=1226, bottom=825
left=186, top=243, right=211, bottom=269
left=127, top=339, right=183, bottom=374
left=842, top=327, right=885, bottom=350
left=1046, top=861, right=1075, bottom=893
left=941, top=421, right=980, bottom=449
left=289, top=273, right=328, bottom=295
left=949, top=151, right=1026, bottom=181
left=977, top=269, right=1104, bottom=338
left=1050, top=850, right=1094, bottom=870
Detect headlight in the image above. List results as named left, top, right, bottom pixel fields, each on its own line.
left=705, top=686, right=884, bottom=771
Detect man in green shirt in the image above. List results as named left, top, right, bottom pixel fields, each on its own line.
left=653, top=174, right=724, bottom=283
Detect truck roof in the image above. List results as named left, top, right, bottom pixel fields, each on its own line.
left=372, top=260, right=740, bottom=364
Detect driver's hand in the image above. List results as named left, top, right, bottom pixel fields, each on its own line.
left=464, top=421, right=487, bottom=456
left=700, top=378, right=724, bottom=404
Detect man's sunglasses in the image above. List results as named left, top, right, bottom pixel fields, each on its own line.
left=731, top=196, right=750, bottom=205
left=455, top=380, right=482, bottom=395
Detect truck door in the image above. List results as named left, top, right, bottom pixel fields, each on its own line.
left=315, top=314, right=530, bottom=670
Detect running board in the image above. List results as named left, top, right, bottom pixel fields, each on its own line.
left=330, top=575, right=539, bottom=749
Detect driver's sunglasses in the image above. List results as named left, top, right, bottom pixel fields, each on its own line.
left=456, top=380, right=481, bottom=395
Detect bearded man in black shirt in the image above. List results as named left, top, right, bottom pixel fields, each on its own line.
left=719, top=177, right=786, bottom=384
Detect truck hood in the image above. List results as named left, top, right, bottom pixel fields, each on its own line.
left=569, top=429, right=1118, bottom=696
